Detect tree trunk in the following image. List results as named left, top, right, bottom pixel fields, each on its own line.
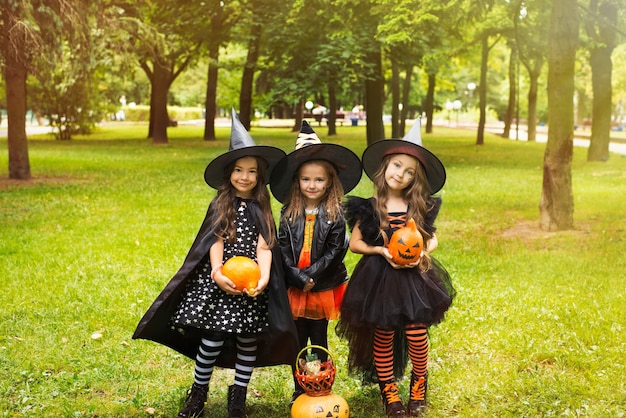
left=239, top=24, right=261, bottom=131
left=327, top=79, right=338, bottom=136
left=365, top=48, right=385, bottom=145
left=293, top=98, right=304, bottom=132
left=424, top=72, right=436, bottom=134
left=203, top=7, right=223, bottom=141
left=203, top=51, right=219, bottom=141
left=4, top=25, right=31, bottom=180
left=540, top=0, right=578, bottom=231
left=148, top=90, right=155, bottom=139
left=503, top=45, right=516, bottom=139
left=527, top=60, right=542, bottom=142
left=476, top=35, right=489, bottom=146
left=586, top=0, right=616, bottom=162
left=390, top=58, right=400, bottom=138
left=151, top=60, right=171, bottom=145
left=400, top=65, right=413, bottom=137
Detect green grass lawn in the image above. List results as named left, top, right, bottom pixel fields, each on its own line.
left=1, top=124, right=625, bottom=417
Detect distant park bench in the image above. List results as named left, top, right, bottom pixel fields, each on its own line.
left=304, top=112, right=347, bottom=126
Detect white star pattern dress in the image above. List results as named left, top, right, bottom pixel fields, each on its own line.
left=171, top=198, right=270, bottom=336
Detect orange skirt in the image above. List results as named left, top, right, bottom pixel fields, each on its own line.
left=288, top=282, right=348, bottom=320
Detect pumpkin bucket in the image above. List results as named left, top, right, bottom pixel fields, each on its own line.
left=294, top=345, right=336, bottom=396
left=292, top=345, right=349, bottom=418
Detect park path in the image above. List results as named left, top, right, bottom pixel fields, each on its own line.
left=2, top=120, right=625, bottom=156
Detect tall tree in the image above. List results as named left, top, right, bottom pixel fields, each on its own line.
left=1, top=0, right=30, bottom=179
left=121, top=2, right=201, bottom=144
left=1, top=0, right=84, bottom=179
left=513, top=0, right=549, bottom=143
left=583, top=0, right=619, bottom=161
left=202, top=2, right=227, bottom=141
left=540, top=0, right=578, bottom=231
left=236, top=0, right=284, bottom=130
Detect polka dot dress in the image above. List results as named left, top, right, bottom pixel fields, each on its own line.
left=171, top=198, right=269, bottom=335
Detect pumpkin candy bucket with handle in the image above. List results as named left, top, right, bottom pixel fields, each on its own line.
left=291, top=345, right=349, bottom=418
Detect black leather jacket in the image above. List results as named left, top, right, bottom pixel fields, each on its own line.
left=278, top=205, right=349, bottom=292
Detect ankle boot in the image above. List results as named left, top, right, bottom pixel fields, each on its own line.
left=227, top=384, right=247, bottom=418
left=178, top=383, right=208, bottom=418
left=407, top=372, right=428, bottom=416
left=379, top=380, right=406, bottom=416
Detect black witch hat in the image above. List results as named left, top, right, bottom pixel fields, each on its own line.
left=204, top=108, right=286, bottom=189
left=361, top=117, right=446, bottom=194
left=270, top=120, right=362, bottom=203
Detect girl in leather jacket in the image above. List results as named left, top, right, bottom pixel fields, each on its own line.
left=269, top=121, right=362, bottom=405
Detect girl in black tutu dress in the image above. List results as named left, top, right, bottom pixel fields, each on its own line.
left=336, top=119, right=455, bottom=417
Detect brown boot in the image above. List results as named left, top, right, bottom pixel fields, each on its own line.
left=227, top=384, right=247, bottom=418
left=407, top=372, right=428, bottom=416
left=178, top=383, right=207, bottom=418
left=380, top=380, right=406, bottom=416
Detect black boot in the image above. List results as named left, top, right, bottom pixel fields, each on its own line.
left=227, top=384, right=247, bottom=418
left=379, top=380, right=406, bottom=416
left=178, top=383, right=208, bottom=418
left=407, top=372, right=428, bottom=416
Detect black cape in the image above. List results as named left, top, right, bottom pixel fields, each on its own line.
left=133, top=199, right=299, bottom=368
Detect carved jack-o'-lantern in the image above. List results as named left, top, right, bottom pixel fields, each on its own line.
left=222, top=256, right=260, bottom=292
left=387, top=218, right=424, bottom=265
left=291, top=392, right=350, bottom=418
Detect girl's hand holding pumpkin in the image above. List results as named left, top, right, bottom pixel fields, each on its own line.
left=245, top=275, right=269, bottom=298
left=212, top=267, right=244, bottom=296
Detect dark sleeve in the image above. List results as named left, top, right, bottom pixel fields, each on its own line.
left=344, top=196, right=375, bottom=230
left=344, top=196, right=382, bottom=245
left=278, top=217, right=310, bottom=289
left=423, top=196, right=442, bottom=236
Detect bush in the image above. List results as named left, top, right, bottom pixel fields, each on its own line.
left=120, top=106, right=203, bottom=122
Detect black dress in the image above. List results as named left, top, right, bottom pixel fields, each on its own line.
left=171, top=199, right=269, bottom=335
left=133, top=197, right=298, bottom=368
left=336, top=196, right=456, bottom=380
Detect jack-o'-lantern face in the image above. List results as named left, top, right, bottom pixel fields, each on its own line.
left=387, top=218, right=423, bottom=265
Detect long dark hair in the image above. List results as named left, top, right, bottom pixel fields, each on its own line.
left=211, top=156, right=277, bottom=247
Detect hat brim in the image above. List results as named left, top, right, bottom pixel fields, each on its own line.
left=270, top=143, right=363, bottom=203
left=204, top=146, right=286, bottom=189
left=362, top=139, right=446, bottom=194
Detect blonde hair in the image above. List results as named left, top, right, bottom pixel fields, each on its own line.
left=282, top=160, right=344, bottom=223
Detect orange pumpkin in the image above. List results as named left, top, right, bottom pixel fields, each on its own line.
left=222, top=256, right=261, bottom=292
left=387, top=218, right=424, bottom=265
left=291, top=392, right=350, bottom=418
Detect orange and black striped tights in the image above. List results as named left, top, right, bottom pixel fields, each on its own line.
left=373, top=325, right=428, bottom=382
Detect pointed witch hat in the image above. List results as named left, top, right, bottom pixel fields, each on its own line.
left=361, top=117, right=446, bottom=194
left=204, top=108, right=286, bottom=189
left=269, top=120, right=362, bottom=203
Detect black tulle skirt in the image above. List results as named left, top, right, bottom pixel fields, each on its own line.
left=336, top=254, right=455, bottom=380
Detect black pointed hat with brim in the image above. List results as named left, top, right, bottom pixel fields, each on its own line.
left=270, top=120, right=362, bottom=203
left=204, top=108, right=286, bottom=189
left=361, top=118, right=446, bottom=194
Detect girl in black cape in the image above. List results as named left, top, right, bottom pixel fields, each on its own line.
left=336, top=119, right=456, bottom=417
left=133, top=109, right=298, bottom=418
